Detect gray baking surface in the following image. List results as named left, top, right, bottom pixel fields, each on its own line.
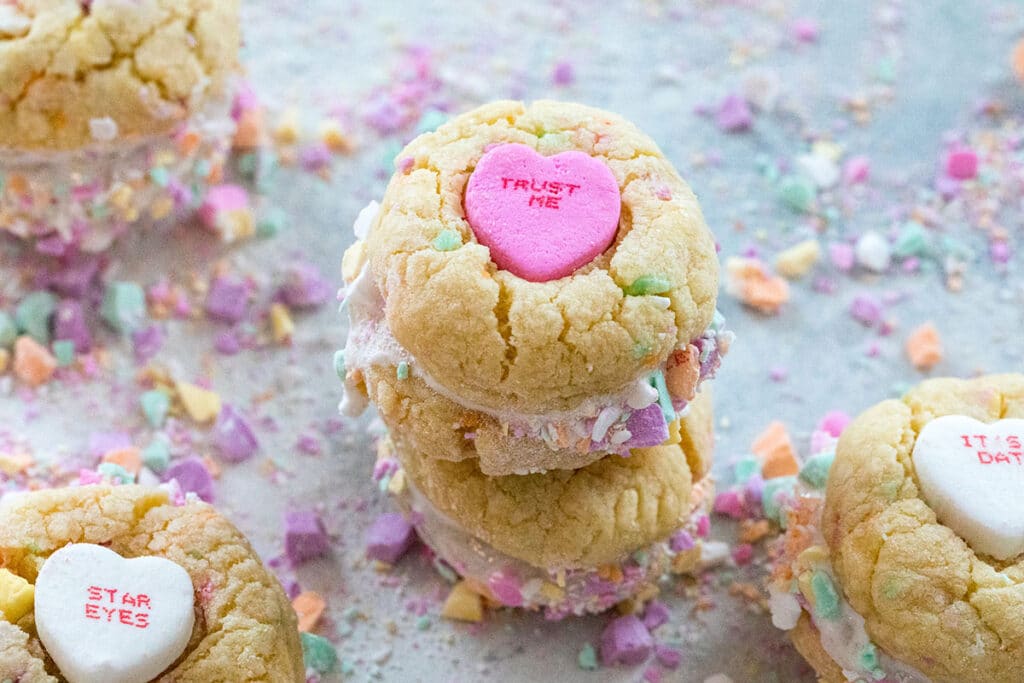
left=3, top=1, right=1023, bottom=681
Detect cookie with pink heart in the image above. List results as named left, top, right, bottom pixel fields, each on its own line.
left=0, top=485, right=305, bottom=683
left=344, top=100, right=726, bottom=479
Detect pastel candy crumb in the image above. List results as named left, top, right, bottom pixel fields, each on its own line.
left=212, top=405, right=259, bottom=463
left=365, top=513, right=415, bottom=564
left=752, top=421, right=799, bottom=479
left=176, top=381, right=222, bottom=423
left=293, top=591, right=326, bottom=633
left=163, top=457, right=215, bottom=502
left=0, top=568, right=34, bottom=623
left=600, top=614, right=653, bottom=666
left=13, top=335, right=56, bottom=387
left=440, top=581, right=484, bottom=622
left=906, top=322, right=943, bottom=370
left=301, top=632, right=338, bottom=674
left=285, top=510, right=330, bottom=565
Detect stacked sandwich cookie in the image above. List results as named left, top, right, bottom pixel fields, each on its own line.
left=340, top=100, right=732, bottom=618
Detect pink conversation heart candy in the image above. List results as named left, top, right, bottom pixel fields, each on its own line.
left=463, top=143, right=621, bottom=282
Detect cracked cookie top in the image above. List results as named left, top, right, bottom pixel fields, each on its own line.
left=364, top=100, right=720, bottom=414
left=823, top=374, right=1024, bottom=683
left=0, top=0, right=240, bottom=151
left=0, top=485, right=304, bottom=682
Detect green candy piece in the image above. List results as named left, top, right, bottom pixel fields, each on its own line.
left=141, top=438, right=171, bottom=474
left=762, top=476, right=797, bottom=526
left=0, top=312, right=17, bottom=348
left=396, top=362, right=410, bottom=380
left=811, top=570, right=841, bottom=620
left=415, top=615, right=431, bottom=631
left=859, top=642, right=886, bottom=680
left=892, top=220, right=929, bottom=258
left=257, top=207, right=287, bottom=238
left=623, top=275, right=671, bottom=296
left=140, top=390, right=171, bottom=428
left=333, top=350, right=346, bottom=381
left=149, top=167, right=170, bottom=187
left=733, top=455, right=761, bottom=484
left=101, top=282, right=147, bottom=334
left=15, top=291, right=57, bottom=345
left=416, top=109, right=449, bottom=134
left=97, top=463, right=135, bottom=485
left=301, top=632, right=338, bottom=674
left=577, top=643, right=599, bottom=671
left=650, top=370, right=675, bottom=424
left=777, top=175, right=816, bottom=213
left=432, top=229, right=462, bottom=252
left=799, top=450, right=835, bottom=490
left=52, top=340, right=75, bottom=367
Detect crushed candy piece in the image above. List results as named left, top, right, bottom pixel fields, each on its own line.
left=301, top=632, right=338, bottom=674
left=164, top=457, right=215, bottom=502
left=212, top=405, right=259, bottom=463
left=0, top=568, right=35, bottom=623
left=365, top=513, right=415, bottom=564
left=101, top=282, right=147, bottom=334
left=176, top=381, right=222, bottom=423
left=600, top=614, right=653, bottom=666
left=725, top=258, right=790, bottom=314
left=774, top=239, right=820, bottom=279
left=441, top=581, right=484, bottom=622
left=751, top=421, right=799, bottom=479
left=905, top=322, right=942, bottom=370
left=293, top=591, right=326, bottom=633
left=285, top=510, right=330, bottom=564
left=13, top=336, right=56, bottom=387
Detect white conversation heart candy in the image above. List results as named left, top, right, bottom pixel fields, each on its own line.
left=35, top=543, right=195, bottom=683
left=913, top=415, right=1024, bottom=560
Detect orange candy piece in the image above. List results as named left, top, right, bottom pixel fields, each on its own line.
left=1013, top=38, right=1024, bottom=82
left=103, top=448, right=142, bottom=476
left=292, top=591, right=326, bottom=632
left=13, top=336, right=56, bottom=387
left=906, top=322, right=943, bottom=371
left=752, top=421, right=799, bottom=479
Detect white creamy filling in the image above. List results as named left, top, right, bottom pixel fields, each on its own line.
left=769, top=491, right=932, bottom=683
left=339, top=260, right=665, bottom=437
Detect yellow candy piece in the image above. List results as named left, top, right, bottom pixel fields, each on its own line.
left=774, top=239, right=821, bottom=280
left=0, top=568, right=34, bottom=623
left=176, top=381, right=222, bottom=423
left=341, top=240, right=367, bottom=284
left=0, top=348, right=9, bottom=374
left=664, top=418, right=682, bottom=446
left=539, top=582, right=565, bottom=602
left=440, top=581, right=484, bottom=622
left=386, top=468, right=406, bottom=495
left=270, top=303, right=295, bottom=344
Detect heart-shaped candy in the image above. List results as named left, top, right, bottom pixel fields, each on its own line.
left=463, top=143, right=621, bottom=282
left=35, top=543, right=196, bottom=683
left=913, top=415, right=1024, bottom=560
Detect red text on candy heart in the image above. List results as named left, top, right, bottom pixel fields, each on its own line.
left=959, top=433, right=1024, bottom=465
left=499, top=177, right=581, bottom=210
left=84, top=585, right=151, bottom=629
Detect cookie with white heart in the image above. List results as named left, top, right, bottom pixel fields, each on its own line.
left=0, top=485, right=304, bottom=683
left=338, top=100, right=731, bottom=474
left=767, top=374, right=1024, bottom=683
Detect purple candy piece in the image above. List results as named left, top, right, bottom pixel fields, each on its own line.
left=132, top=325, right=164, bottom=364
left=849, top=294, right=883, bottom=326
left=642, top=600, right=670, bottom=631
left=36, top=255, right=102, bottom=298
left=212, top=405, right=259, bottom=463
left=53, top=299, right=92, bottom=352
left=623, top=403, right=670, bottom=449
left=600, top=615, right=654, bottom=666
left=277, top=263, right=332, bottom=309
left=669, top=530, right=695, bottom=552
left=365, top=512, right=415, bottom=564
left=163, top=456, right=215, bottom=503
left=205, top=277, right=249, bottom=324
left=716, top=93, right=754, bottom=132
left=285, top=510, right=330, bottom=564
left=487, top=570, right=524, bottom=607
